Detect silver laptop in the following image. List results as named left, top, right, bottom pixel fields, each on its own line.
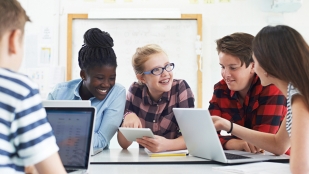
left=45, top=107, right=96, bottom=173
left=42, top=100, right=91, bottom=107
left=173, top=108, right=289, bottom=164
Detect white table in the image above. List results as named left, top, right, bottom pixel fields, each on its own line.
left=88, top=149, right=289, bottom=174
left=90, top=148, right=216, bottom=164
left=88, top=148, right=224, bottom=174
left=88, top=163, right=223, bottom=174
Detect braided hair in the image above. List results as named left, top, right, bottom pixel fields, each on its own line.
left=78, top=28, right=117, bottom=71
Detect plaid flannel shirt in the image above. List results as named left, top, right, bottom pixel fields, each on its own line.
left=209, top=74, right=287, bottom=151
left=125, top=79, right=195, bottom=140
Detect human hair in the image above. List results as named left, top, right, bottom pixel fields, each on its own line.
left=78, top=28, right=117, bottom=71
left=216, top=32, right=254, bottom=68
left=132, top=44, right=167, bottom=75
left=253, top=25, right=309, bottom=107
left=0, top=0, right=30, bottom=39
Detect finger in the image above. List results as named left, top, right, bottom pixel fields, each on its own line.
left=137, top=139, right=152, bottom=149
left=242, top=143, right=251, bottom=153
left=254, top=146, right=261, bottom=153
left=127, top=122, right=135, bottom=128
left=133, top=122, right=139, bottom=128
left=248, top=143, right=257, bottom=153
left=138, top=121, right=142, bottom=128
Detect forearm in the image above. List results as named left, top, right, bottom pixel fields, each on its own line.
left=35, top=153, right=66, bottom=174
left=226, top=122, right=288, bottom=155
left=165, top=136, right=186, bottom=151
left=117, top=131, right=132, bottom=149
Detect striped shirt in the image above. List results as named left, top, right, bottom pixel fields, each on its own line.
left=125, top=79, right=195, bottom=141
left=0, top=68, right=59, bottom=174
left=286, top=83, right=300, bottom=137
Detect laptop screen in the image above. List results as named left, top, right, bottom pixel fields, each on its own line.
left=45, top=107, right=95, bottom=169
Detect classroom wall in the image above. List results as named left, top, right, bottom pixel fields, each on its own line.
left=19, top=0, right=309, bottom=149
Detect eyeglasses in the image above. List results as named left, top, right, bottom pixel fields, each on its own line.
left=143, top=63, right=175, bottom=76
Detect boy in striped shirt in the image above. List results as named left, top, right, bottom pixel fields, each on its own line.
left=0, top=0, right=66, bottom=173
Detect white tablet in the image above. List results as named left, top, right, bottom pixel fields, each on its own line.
left=119, top=128, right=154, bottom=142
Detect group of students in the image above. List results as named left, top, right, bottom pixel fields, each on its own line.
left=1, top=0, right=309, bottom=174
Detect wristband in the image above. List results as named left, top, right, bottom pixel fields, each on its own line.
left=227, top=120, right=233, bottom=134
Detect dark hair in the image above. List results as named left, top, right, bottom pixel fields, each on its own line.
left=216, top=33, right=254, bottom=68
left=78, top=28, right=117, bottom=71
left=0, top=0, right=30, bottom=39
left=253, top=25, right=309, bottom=107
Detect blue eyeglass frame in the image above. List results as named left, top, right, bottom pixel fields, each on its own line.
left=143, top=63, right=175, bottom=76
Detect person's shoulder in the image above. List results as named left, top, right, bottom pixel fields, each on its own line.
left=0, top=68, right=38, bottom=96
left=261, top=84, right=283, bottom=95
left=111, top=83, right=126, bottom=95
left=288, top=83, right=300, bottom=97
left=54, top=79, right=80, bottom=90
left=172, top=79, right=191, bottom=89
left=128, top=82, right=143, bottom=90
left=114, top=83, right=126, bottom=90
left=213, top=79, right=227, bottom=90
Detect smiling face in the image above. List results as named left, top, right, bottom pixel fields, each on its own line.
left=80, top=65, right=116, bottom=100
left=219, top=52, right=255, bottom=94
left=137, top=52, right=173, bottom=101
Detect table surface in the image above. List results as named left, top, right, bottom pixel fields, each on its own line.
left=86, top=148, right=290, bottom=174
left=90, top=148, right=215, bottom=164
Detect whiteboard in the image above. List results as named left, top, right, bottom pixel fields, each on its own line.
left=69, top=16, right=202, bottom=106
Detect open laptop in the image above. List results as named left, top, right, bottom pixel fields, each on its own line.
left=42, top=100, right=91, bottom=107
left=45, top=107, right=96, bottom=173
left=173, top=108, right=290, bottom=164
left=43, top=100, right=103, bottom=156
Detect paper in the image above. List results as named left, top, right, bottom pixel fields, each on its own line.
left=212, top=162, right=291, bottom=174
left=24, top=34, right=39, bottom=68
left=144, top=148, right=188, bottom=157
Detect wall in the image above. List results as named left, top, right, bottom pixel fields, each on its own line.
left=58, top=0, right=309, bottom=109
left=19, top=0, right=309, bottom=149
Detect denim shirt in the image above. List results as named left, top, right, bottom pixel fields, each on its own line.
left=47, top=79, right=126, bottom=149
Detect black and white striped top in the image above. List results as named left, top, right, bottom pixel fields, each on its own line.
left=0, top=68, right=58, bottom=173
left=286, top=83, right=300, bottom=137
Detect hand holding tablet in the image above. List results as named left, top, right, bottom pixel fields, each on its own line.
left=119, top=128, right=154, bottom=142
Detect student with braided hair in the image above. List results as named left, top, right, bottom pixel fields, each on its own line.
left=48, top=28, right=126, bottom=149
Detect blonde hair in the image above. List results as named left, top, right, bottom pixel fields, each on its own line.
left=132, top=44, right=167, bottom=75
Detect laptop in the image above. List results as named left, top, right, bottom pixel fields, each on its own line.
left=173, top=108, right=290, bottom=164
left=42, top=100, right=91, bottom=107
left=43, top=100, right=103, bottom=156
left=45, top=107, right=96, bottom=173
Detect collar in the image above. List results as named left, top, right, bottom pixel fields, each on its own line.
left=73, top=80, right=83, bottom=99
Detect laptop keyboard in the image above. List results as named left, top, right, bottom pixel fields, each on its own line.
left=225, top=152, right=251, bottom=159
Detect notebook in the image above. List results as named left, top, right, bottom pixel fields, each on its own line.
left=144, top=148, right=188, bottom=157
left=173, top=108, right=290, bottom=164
left=45, top=107, right=96, bottom=174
